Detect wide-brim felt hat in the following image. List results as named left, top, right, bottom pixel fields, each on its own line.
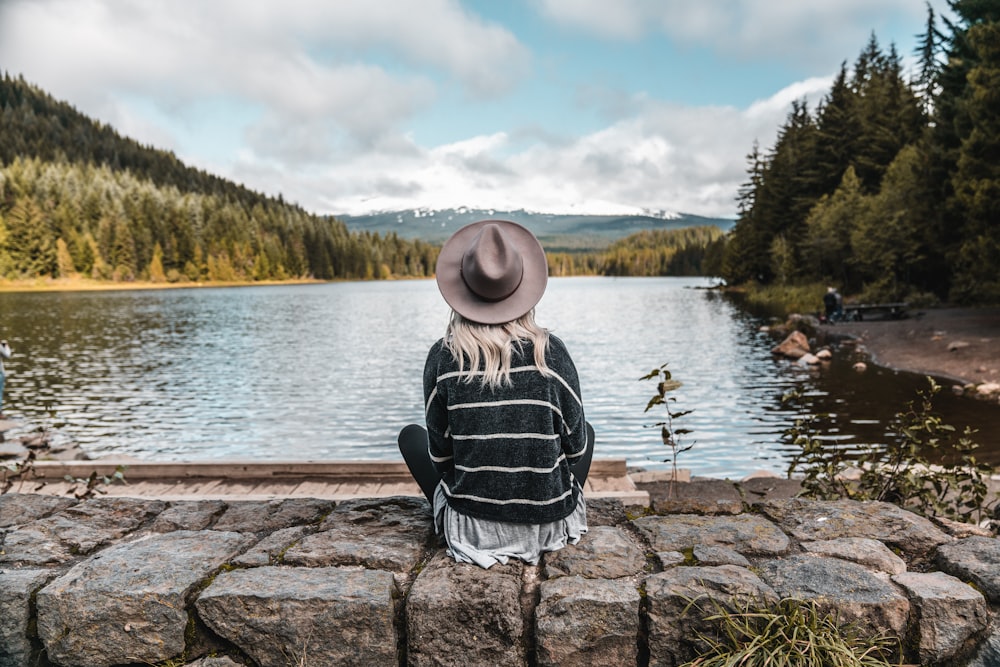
left=435, top=219, right=548, bottom=325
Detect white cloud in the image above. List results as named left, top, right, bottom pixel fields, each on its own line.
left=314, top=76, right=831, bottom=219
left=539, top=0, right=937, bottom=66
left=0, top=0, right=527, bottom=164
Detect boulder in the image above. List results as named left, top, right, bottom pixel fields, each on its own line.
left=757, top=498, right=952, bottom=563
left=212, top=497, right=333, bottom=533
left=282, top=496, right=433, bottom=572
left=632, top=513, right=790, bottom=556
left=893, top=571, right=988, bottom=665
left=771, top=330, right=811, bottom=359
left=0, top=496, right=166, bottom=565
left=757, top=555, right=909, bottom=641
left=406, top=553, right=526, bottom=667
left=535, top=576, right=640, bottom=667
left=645, top=565, right=778, bottom=666
left=936, top=536, right=1000, bottom=603
left=0, top=492, right=76, bottom=529
left=0, top=569, right=55, bottom=667
left=196, top=566, right=398, bottom=667
left=543, top=525, right=646, bottom=579
left=800, top=537, right=907, bottom=575
left=35, top=529, right=252, bottom=667
left=150, top=499, right=225, bottom=532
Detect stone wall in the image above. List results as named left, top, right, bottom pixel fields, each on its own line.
left=3, top=487, right=1000, bottom=666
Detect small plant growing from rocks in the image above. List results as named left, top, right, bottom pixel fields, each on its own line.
left=785, top=377, right=998, bottom=527
left=641, top=362, right=693, bottom=498
left=680, top=596, right=898, bottom=666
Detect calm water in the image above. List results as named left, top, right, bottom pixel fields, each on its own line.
left=1, top=277, right=998, bottom=479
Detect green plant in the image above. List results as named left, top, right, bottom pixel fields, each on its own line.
left=641, top=362, right=693, bottom=498
left=786, top=377, right=998, bottom=525
left=63, top=465, right=128, bottom=500
left=681, top=597, right=899, bottom=667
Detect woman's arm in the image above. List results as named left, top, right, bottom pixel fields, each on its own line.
left=422, top=342, right=454, bottom=475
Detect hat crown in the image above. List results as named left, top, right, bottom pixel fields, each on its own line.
left=461, top=224, right=524, bottom=302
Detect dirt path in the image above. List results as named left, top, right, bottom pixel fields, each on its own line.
left=823, top=306, right=1000, bottom=387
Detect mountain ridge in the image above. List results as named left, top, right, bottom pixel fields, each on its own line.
left=338, top=206, right=734, bottom=247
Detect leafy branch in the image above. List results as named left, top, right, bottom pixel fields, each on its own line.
left=641, top=362, right=694, bottom=498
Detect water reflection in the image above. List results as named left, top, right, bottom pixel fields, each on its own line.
left=0, top=278, right=997, bottom=479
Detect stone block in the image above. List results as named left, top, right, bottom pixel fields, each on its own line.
left=535, top=576, right=640, bottom=667
left=645, top=565, right=778, bottom=666
left=893, top=570, right=988, bottom=665
left=801, top=537, right=906, bottom=575
left=196, top=566, right=397, bottom=667
left=936, top=536, right=1000, bottom=603
left=0, top=493, right=75, bottom=529
left=757, top=498, right=951, bottom=563
left=632, top=513, right=789, bottom=556
left=212, top=497, right=333, bottom=533
left=36, top=529, right=251, bottom=667
left=0, top=568, right=55, bottom=667
left=406, top=553, right=525, bottom=667
left=0, top=496, right=166, bottom=565
left=757, top=554, right=909, bottom=642
left=283, top=496, right=433, bottom=572
left=151, top=499, right=225, bottom=532
left=543, top=526, right=646, bottom=579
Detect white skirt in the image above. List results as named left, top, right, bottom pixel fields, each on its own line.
left=432, top=483, right=588, bottom=569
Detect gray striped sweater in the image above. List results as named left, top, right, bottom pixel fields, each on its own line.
left=423, top=334, right=587, bottom=523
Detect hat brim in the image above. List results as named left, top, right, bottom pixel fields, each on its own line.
left=435, top=220, right=548, bottom=325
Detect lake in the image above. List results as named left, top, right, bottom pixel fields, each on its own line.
left=1, top=277, right=998, bottom=479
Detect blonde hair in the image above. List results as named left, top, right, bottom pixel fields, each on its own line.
left=445, top=310, right=550, bottom=389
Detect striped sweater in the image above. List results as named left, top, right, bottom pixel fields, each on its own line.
left=423, top=334, right=587, bottom=524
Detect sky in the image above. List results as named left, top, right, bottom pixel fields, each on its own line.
left=0, top=0, right=950, bottom=220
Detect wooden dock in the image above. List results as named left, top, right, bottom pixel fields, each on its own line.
left=14, top=459, right=649, bottom=505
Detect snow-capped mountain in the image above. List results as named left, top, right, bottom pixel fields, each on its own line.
left=336, top=206, right=733, bottom=245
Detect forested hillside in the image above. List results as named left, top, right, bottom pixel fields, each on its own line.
left=0, top=73, right=439, bottom=282
left=720, top=2, right=1000, bottom=305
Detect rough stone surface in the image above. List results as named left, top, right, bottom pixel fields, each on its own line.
left=543, top=526, right=646, bottom=579
left=801, top=537, right=907, bottom=574
left=756, top=554, right=910, bottom=641
left=0, top=568, right=54, bottom=667
left=758, top=497, right=952, bottom=562
left=1, top=488, right=999, bottom=666
left=283, top=495, right=433, bottom=571
left=692, top=544, right=750, bottom=567
left=150, top=499, right=225, bottom=532
left=407, top=552, right=526, bottom=667
left=233, top=525, right=311, bottom=567
left=0, top=496, right=166, bottom=565
left=936, top=536, right=1000, bottom=603
left=632, top=513, right=790, bottom=555
left=966, top=627, right=1000, bottom=667
left=772, top=330, right=810, bottom=358
left=893, top=571, right=989, bottom=665
left=585, top=497, right=630, bottom=527
left=36, top=529, right=252, bottom=667
left=212, top=497, right=333, bottom=533
left=645, top=565, right=779, bottom=666
left=196, top=565, right=397, bottom=667
left=535, top=576, right=640, bottom=667
left=0, top=492, right=75, bottom=528
left=650, top=479, right=745, bottom=515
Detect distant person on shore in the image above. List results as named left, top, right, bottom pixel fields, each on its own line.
left=398, top=219, right=592, bottom=569
left=823, top=287, right=844, bottom=323
left=0, top=339, right=11, bottom=419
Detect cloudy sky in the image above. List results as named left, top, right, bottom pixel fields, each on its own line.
left=0, top=0, right=948, bottom=219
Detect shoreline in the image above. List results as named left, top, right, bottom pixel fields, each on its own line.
left=820, top=305, right=1000, bottom=392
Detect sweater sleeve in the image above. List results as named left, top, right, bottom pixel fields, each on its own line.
left=550, top=336, right=587, bottom=461
left=423, top=340, right=454, bottom=474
